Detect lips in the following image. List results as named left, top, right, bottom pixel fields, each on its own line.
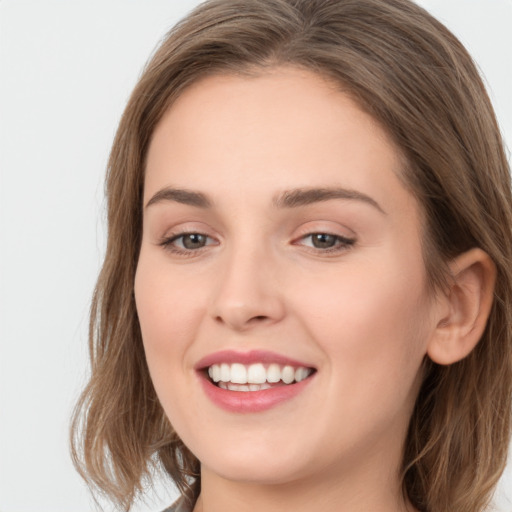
left=195, top=350, right=316, bottom=412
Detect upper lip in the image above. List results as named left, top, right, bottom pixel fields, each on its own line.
left=194, top=349, right=315, bottom=370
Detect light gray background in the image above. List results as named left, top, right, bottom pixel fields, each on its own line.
left=0, top=1, right=511, bottom=511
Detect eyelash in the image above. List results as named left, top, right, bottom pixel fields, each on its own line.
left=159, top=230, right=355, bottom=257
left=296, top=233, right=356, bottom=253
left=158, top=232, right=216, bottom=258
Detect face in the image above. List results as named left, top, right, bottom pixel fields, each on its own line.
left=135, top=67, right=439, bottom=488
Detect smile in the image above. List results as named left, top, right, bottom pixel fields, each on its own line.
left=207, top=363, right=313, bottom=391
left=196, top=350, right=316, bottom=412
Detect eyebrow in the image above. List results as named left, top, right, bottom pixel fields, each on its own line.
left=145, top=185, right=385, bottom=214
left=273, top=187, right=386, bottom=214
left=145, top=187, right=212, bottom=209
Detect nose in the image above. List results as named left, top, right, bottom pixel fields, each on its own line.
left=209, top=245, right=286, bottom=331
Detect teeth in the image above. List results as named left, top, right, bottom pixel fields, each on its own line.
left=225, top=382, right=272, bottom=392
left=247, top=363, right=266, bottom=384
left=220, top=363, right=230, bottom=382
left=230, top=384, right=250, bottom=392
left=267, top=363, right=281, bottom=383
left=295, top=367, right=309, bottom=382
left=207, top=362, right=312, bottom=387
left=230, top=363, right=247, bottom=384
left=282, top=365, right=295, bottom=384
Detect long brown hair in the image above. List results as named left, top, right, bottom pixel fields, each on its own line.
left=70, top=1, right=512, bottom=510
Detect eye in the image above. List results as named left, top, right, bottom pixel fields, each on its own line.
left=160, top=232, right=217, bottom=254
left=298, top=232, right=355, bottom=252
left=309, top=233, right=338, bottom=249
left=175, top=233, right=209, bottom=250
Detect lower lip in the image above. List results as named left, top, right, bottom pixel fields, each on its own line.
left=199, top=374, right=314, bottom=413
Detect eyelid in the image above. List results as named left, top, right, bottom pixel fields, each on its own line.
left=157, top=221, right=218, bottom=243
left=290, top=221, right=357, bottom=255
left=294, top=232, right=356, bottom=251
left=158, top=228, right=219, bottom=256
left=292, top=221, right=355, bottom=240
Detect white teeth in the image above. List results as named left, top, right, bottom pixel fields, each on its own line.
left=208, top=365, right=221, bottom=382
left=295, top=367, right=309, bottom=382
left=282, top=365, right=295, bottom=384
left=207, top=362, right=313, bottom=387
left=228, top=383, right=272, bottom=392
left=267, top=363, right=281, bottom=383
left=230, top=363, right=247, bottom=384
left=229, top=384, right=250, bottom=392
left=220, top=363, right=230, bottom=382
left=247, top=363, right=266, bottom=384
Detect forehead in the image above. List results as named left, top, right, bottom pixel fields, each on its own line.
left=150, top=67, right=394, bottom=153
left=144, top=67, right=416, bottom=220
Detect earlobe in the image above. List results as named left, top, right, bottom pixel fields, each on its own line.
left=427, top=248, right=496, bottom=365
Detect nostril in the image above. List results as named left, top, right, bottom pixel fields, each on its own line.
left=214, top=314, right=269, bottom=325
left=211, top=295, right=285, bottom=330
left=246, top=315, right=271, bottom=326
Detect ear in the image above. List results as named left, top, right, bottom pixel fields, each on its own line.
left=427, top=248, right=496, bottom=365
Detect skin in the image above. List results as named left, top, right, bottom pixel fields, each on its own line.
left=134, top=66, right=488, bottom=512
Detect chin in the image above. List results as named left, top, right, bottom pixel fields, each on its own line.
left=196, top=440, right=314, bottom=485
left=206, top=460, right=308, bottom=486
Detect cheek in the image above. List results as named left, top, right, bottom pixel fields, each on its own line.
left=134, top=255, right=210, bottom=423
left=294, top=269, right=429, bottom=453
left=134, top=252, right=206, bottom=369
left=291, top=253, right=430, bottom=394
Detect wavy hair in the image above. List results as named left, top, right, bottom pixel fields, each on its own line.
left=70, top=1, right=512, bottom=511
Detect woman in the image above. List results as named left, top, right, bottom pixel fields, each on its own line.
left=71, top=1, right=512, bottom=511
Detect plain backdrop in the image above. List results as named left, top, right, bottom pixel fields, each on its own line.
left=0, top=1, right=511, bottom=511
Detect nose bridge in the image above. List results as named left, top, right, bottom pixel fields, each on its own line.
left=210, top=236, right=285, bottom=330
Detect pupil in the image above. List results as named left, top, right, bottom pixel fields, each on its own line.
left=183, top=234, right=206, bottom=249
left=312, top=233, right=336, bottom=249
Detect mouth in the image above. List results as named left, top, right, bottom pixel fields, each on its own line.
left=195, top=350, right=316, bottom=411
left=205, top=362, right=315, bottom=392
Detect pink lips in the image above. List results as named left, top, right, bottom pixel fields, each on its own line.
left=195, top=350, right=316, bottom=413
